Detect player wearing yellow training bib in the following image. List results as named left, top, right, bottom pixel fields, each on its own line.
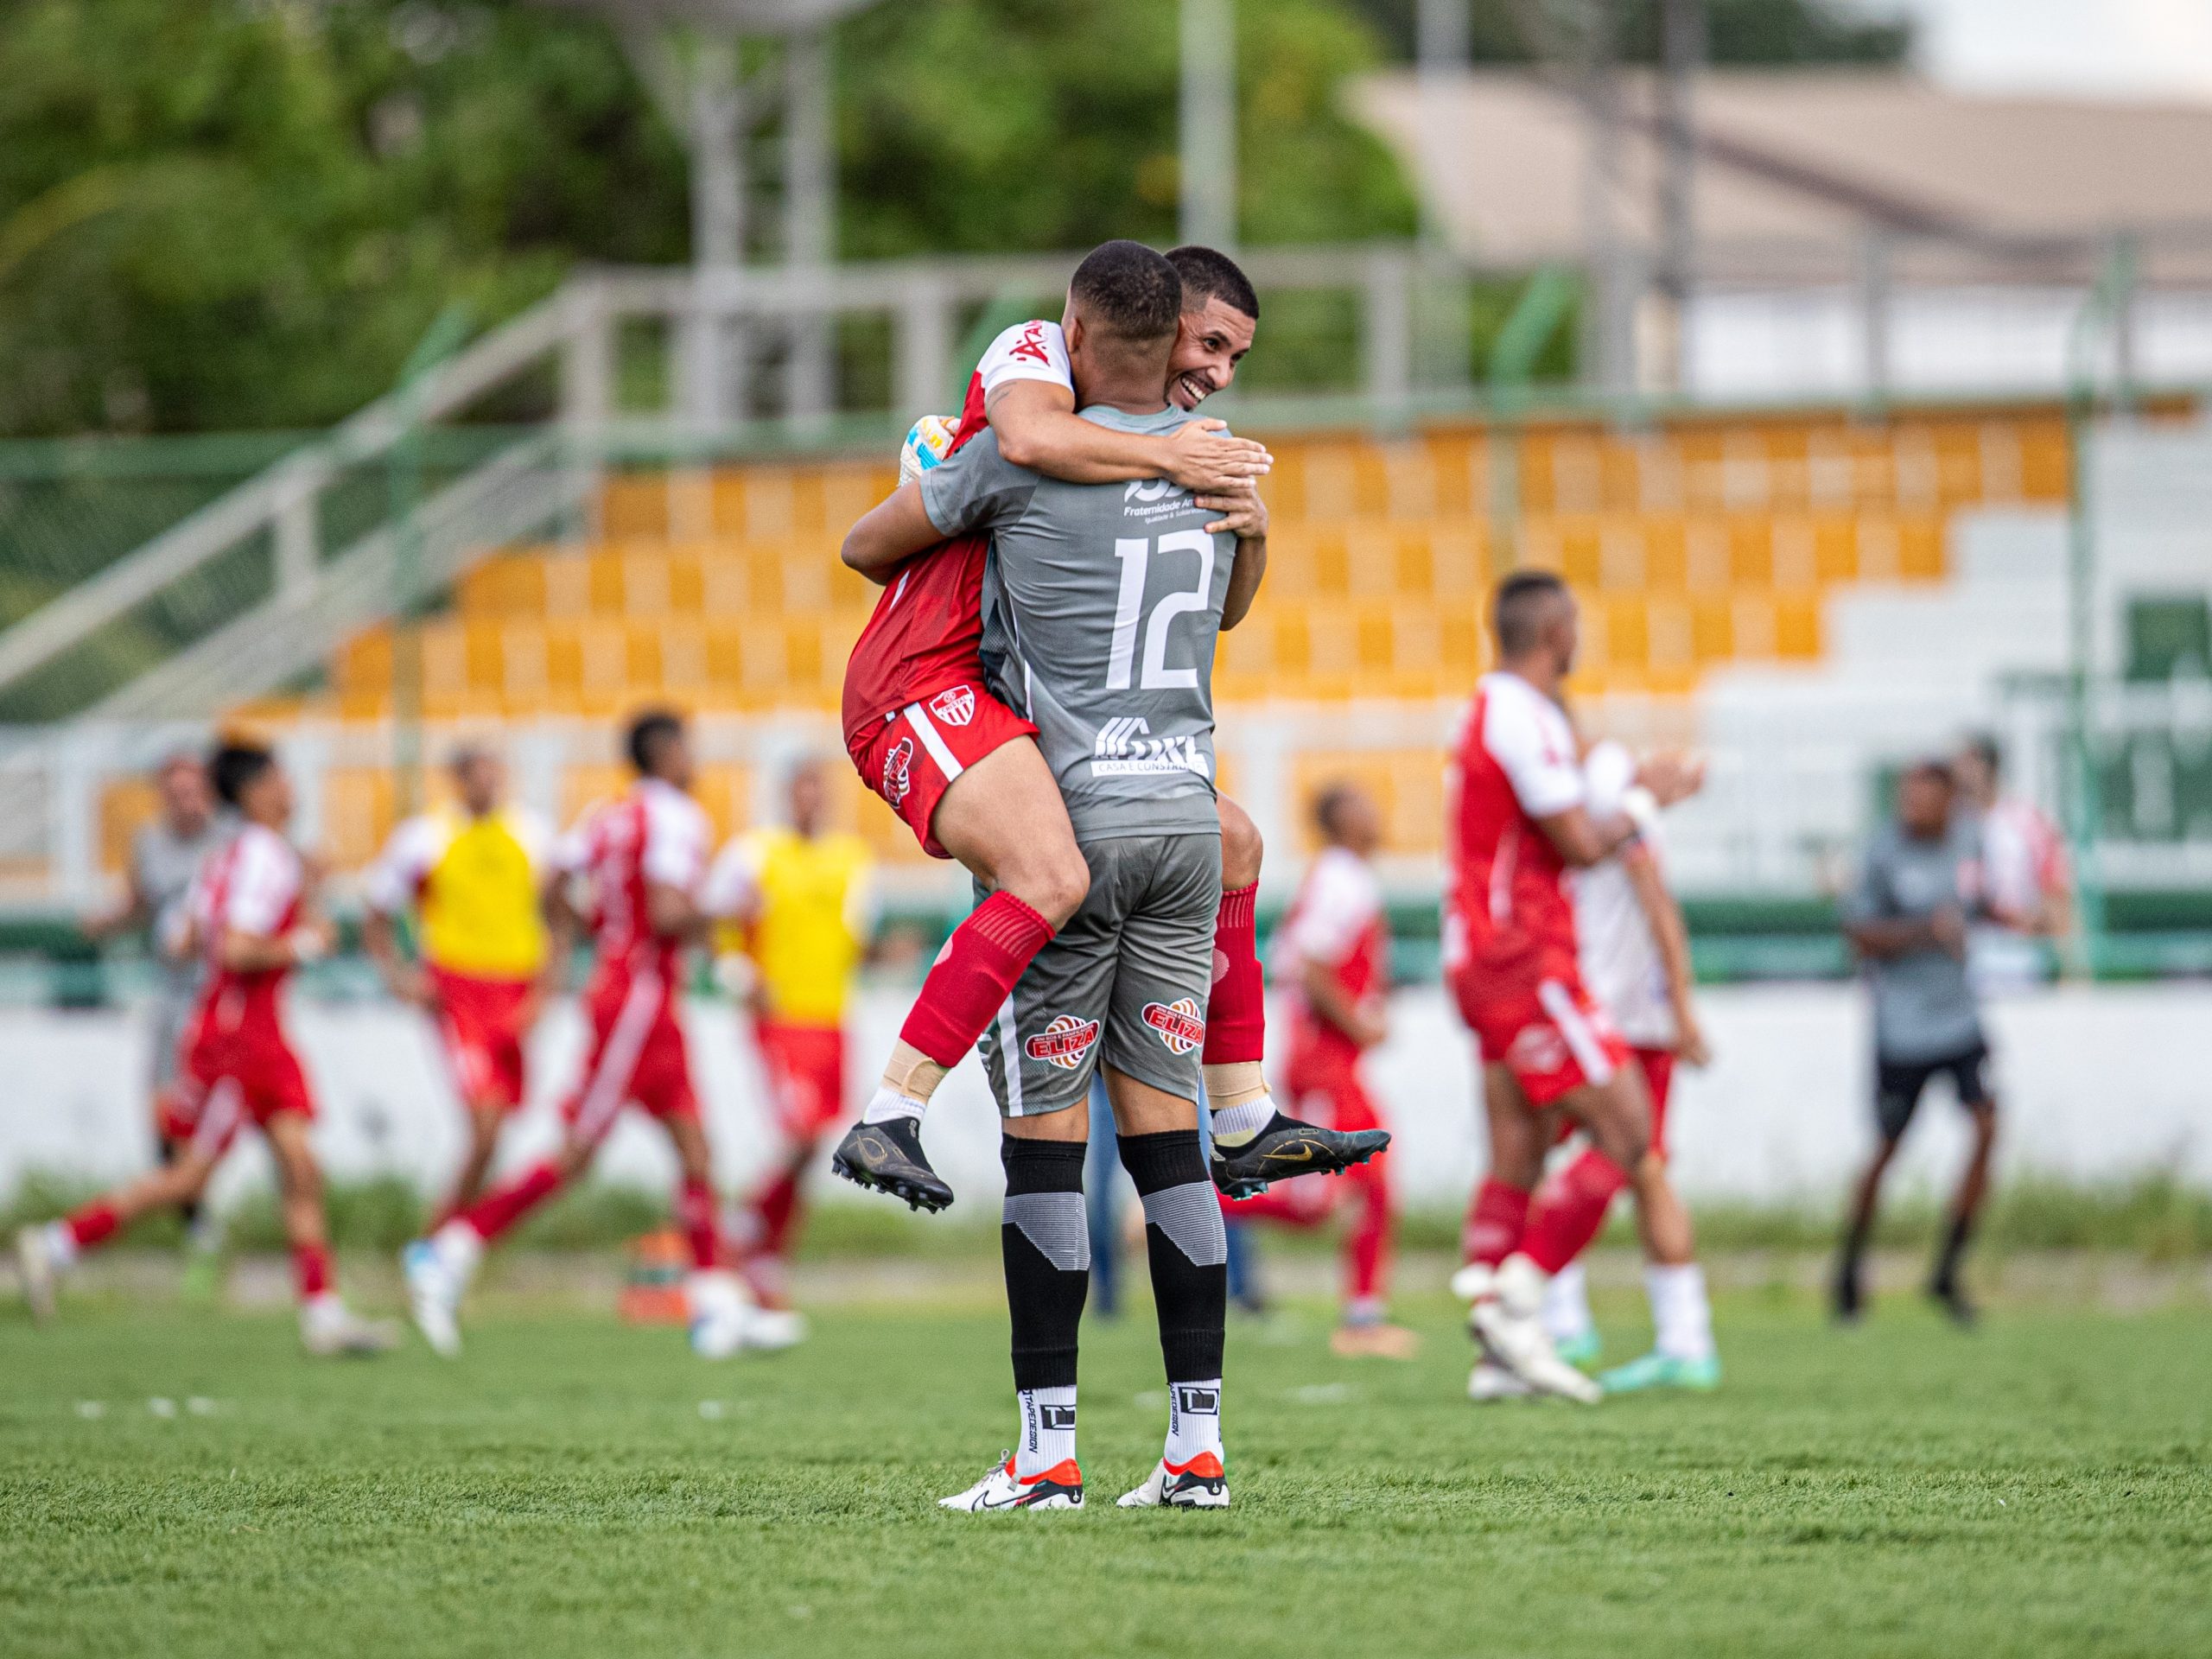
left=364, top=747, right=559, bottom=1221
left=704, top=759, right=876, bottom=1316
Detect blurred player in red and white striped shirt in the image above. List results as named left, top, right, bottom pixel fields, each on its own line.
left=401, top=710, right=757, bottom=1359
left=1510, top=736, right=1720, bottom=1395
left=1221, top=782, right=1415, bottom=1359
left=16, top=741, right=396, bottom=1356
left=1443, top=571, right=1701, bottom=1404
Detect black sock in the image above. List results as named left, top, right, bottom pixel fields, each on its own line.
left=1118, top=1129, right=1227, bottom=1385
left=1933, top=1211, right=1974, bottom=1290
left=1000, top=1136, right=1090, bottom=1395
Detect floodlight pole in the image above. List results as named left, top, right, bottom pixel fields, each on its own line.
left=1416, top=0, right=1474, bottom=394
left=679, top=34, right=745, bottom=432
left=784, top=28, right=835, bottom=428
left=1652, top=0, right=1703, bottom=396
left=1179, top=0, right=1238, bottom=249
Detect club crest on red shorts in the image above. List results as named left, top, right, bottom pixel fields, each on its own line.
left=881, top=736, right=915, bottom=805
left=928, top=684, right=976, bottom=728
left=1142, top=997, right=1206, bottom=1056
left=1024, top=1014, right=1101, bottom=1071
left=1508, top=1021, right=1568, bottom=1077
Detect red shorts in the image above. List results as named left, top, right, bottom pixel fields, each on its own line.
left=1549, top=1046, right=1676, bottom=1153
left=754, top=1019, right=848, bottom=1141
left=848, top=679, right=1035, bottom=859
left=562, top=967, right=698, bottom=1143
left=429, top=965, right=532, bottom=1112
left=159, top=1014, right=315, bottom=1162
left=1451, top=964, right=1632, bottom=1109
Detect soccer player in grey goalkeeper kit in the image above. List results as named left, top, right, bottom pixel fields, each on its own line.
left=842, top=241, right=1253, bottom=1511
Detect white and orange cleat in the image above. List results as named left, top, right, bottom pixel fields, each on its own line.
left=1117, top=1452, right=1230, bottom=1510
left=940, top=1453, right=1085, bottom=1511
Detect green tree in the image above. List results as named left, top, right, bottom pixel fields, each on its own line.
left=0, top=0, right=685, bottom=438
left=0, top=0, right=1414, bottom=439
left=837, top=0, right=1415, bottom=256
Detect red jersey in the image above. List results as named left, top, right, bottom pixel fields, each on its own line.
left=1275, top=844, right=1389, bottom=1070
left=186, top=822, right=304, bottom=1039
left=556, top=779, right=712, bottom=982
left=1443, top=671, right=1590, bottom=988
left=840, top=320, right=1074, bottom=747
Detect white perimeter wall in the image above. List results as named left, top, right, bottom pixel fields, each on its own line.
left=5, top=983, right=2209, bottom=1217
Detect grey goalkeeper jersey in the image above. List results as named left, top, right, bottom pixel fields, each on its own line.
left=920, top=405, right=1237, bottom=840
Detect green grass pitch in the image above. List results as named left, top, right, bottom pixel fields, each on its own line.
left=3, top=1287, right=2207, bottom=1658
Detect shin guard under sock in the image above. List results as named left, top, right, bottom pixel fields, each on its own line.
left=1000, top=1136, right=1090, bottom=1428
left=1119, top=1130, right=1228, bottom=1388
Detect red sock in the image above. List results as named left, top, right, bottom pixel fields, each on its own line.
left=1523, top=1149, right=1629, bottom=1275
left=676, top=1178, right=720, bottom=1273
left=1201, top=884, right=1265, bottom=1066
left=1220, top=1177, right=1335, bottom=1227
left=1462, top=1179, right=1531, bottom=1268
left=749, top=1168, right=804, bottom=1262
left=1343, top=1159, right=1391, bottom=1306
left=897, top=891, right=1055, bottom=1067
left=292, top=1243, right=332, bottom=1300
left=66, top=1202, right=120, bottom=1251
left=460, top=1160, right=563, bottom=1243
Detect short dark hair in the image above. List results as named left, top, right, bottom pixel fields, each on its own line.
left=1166, top=245, right=1259, bottom=321
left=1904, top=756, right=1955, bottom=789
left=208, top=741, right=274, bottom=808
left=1313, top=781, right=1360, bottom=842
left=626, top=708, right=685, bottom=775
left=1963, top=731, right=2002, bottom=777
left=1069, top=240, right=1182, bottom=343
left=1492, top=569, right=1569, bottom=655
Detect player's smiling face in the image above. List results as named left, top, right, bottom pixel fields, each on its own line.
left=1166, top=296, right=1256, bottom=410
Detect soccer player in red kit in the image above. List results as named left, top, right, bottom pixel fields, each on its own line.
left=401, top=709, right=756, bottom=1358
left=830, top=245, right=1385, bottom=1211
left=1442, top=571, right=1700, bottom=1402
left=16, top=741, right=396, bottom=1355
left=1497, top=736, right=1720, bottom=1396
left=1220, top=782, right=1415, bottom=1358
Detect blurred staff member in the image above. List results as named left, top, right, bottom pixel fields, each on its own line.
left=705, top=756, right=875, bottom=1342
left=17, top=742, right=396, bottom=1355
left=362, top=746, right=561, bottom=1224
left=81, top=750, right=232, bottom=1284
left=1834, top=760, right=1999, bottom=1327
left=1222, top=783, right=1414, bottom=1360
left=1953, top=733, right=2073, bottom=990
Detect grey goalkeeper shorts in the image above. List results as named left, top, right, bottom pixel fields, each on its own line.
left=978, top=830, right=1222, bottom=1119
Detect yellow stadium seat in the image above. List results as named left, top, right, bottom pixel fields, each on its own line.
left=98, top=779, right=159, bottom=876
left=321, top=768, right=398, bottom=870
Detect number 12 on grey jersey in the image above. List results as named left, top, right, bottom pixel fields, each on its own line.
left=919, top=411, right=1236, bottom=841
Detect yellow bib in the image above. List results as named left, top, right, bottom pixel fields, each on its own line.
left=420, top=810, right=547, bottom=981
left=729, top=829, right=872, bottom=1027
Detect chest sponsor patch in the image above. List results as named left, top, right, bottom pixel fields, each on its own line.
left=928, top=684, right=976, bottom=728
left=1025, top=1014, right=1101, bottom=1071
left=1143, top=996, right=1206, bottom=1056
left=880, top=736, right=915, bottom=806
